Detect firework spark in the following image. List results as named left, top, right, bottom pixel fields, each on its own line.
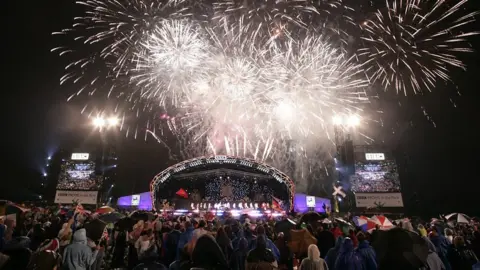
left=359, top=0, right=479, bottom=95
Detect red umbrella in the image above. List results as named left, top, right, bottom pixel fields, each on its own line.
left=95, top=206, right=115, bottom=214
left=371, top=215, right=395, bottom=230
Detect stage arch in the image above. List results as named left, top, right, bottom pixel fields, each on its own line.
left=150, top=156, right=295, bottom=211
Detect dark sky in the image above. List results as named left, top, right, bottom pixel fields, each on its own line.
left=4, top=0, right=480, bottom=216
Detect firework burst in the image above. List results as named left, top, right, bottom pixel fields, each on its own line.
left=359, top=0, right=479, bottom=95
left=132, top=19, right=210, bottom=107
left=54, top=0, right=479, bottom=165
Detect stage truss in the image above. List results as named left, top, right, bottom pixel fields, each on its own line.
left=150, top=156, right=295, bottom=211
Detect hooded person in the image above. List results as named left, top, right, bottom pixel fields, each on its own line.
left=299, top=244, right=327, bottom=270
left=334, top=237, right=364, bottom=270
left=420, top=234, right=446, bottom=270
left=246, top=235, right=278, bottom=270
left=325, top=236, right=344, bottom=270
left=62, top=228, right=99, bottom=270
left=191, top=234, right=229, bottom=270
left=230, top=237, right=249, bottom=270
left=429, top=229, right=451, bottom=270
left=356, top=232, right=377, bottom=270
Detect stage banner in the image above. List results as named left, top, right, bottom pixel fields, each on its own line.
left=354, top=193, right=404, bottom=208
left=55, top=190, right=98, bottom=205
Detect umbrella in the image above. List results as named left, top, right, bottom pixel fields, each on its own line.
left=129, top=210, right=155, bottom=221
left=334, top=217, right=353, bottom=227
left=6, top=203, right=30, bottom=215
left=115, top=217, right=136, bottom=232
left=288, top=229, right=317, bottom=254
left=353, top=216, right=377, bottom=232
left=321, top=218, right=332, bottom=224
left=95, top=206, right=115, bottom=214
left=99, top=212, right=125, bottom=223
left=299, top=212, right=322, bottom=225
left=373, top=228, right=429, bottom=269
left=84, top=219, right=107, bottom=241
left=445, top=213, right=470, bottom=224
left=371, top=215, right=395, bottom=230
left=275, top=219, right=296, bottom=240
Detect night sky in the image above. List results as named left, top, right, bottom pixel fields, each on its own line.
left=4, top=0, right=480, bottom=216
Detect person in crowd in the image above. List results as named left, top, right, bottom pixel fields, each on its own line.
left=275, top=232, right=293, bottom=270
left=225, top=225, right=235, bottom=240
left=429, top=229, right=452, bottom=270
left=331, top=224, right=343, bottom=239
left=57, top=220, right=73, bottom=255
left=421, top=234, right=446, bottom=270
left=244, top=225, right=257, bottom=249
left=191, top=234, right=229, bottom=270
left=447, top=236, right=479, bottom=270
left=401, top=221, right=415, bottom=232
left=445, top=229, right=454, bottom=245
left=62, top=228, right=100, bottom=270
left=334, top=237, right=364, bottom=270
left=299, top=244, right=327, bottom=270
left=1, top=229, right=32, bottom=270
left=325, top=236, right=344, bottom=270
left=164, top=223, right=182, bottom=266
left=231, top=224, right=245, bottom=250
left=110, top=228, right=128, bottom=269
left=0, top=252, right=9, bottom=269
left=28, top=250, right=60, bottom=270
left=177, top=221, right=194, bottom=259
left=348, top=229, right=358, bottom=248
left=193, top=220, right=208, bottom=242
left=246, top=235, right=278, bottom=270
left=136, top=230, right=158, bottom=262
left=28, top=223, right=46, bottom=252
left=249, top=225, right=280, bottom=261
left=231, top=237, right=248, bottom=270
left=216, top=226, right=234, bottom=261
left=169, top=246, right=192, bottom=270
left=356, top=232, right=377, bottom=270
left=27, top=238, right=61, bottom=269
left=0, top=216, right=6, bottom=251
left=316, top=225, right=335, bottom=259
left=471, top=231, right=480, bottom=260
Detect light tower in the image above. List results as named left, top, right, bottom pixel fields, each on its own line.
left=332, top=114, right=360, bottom=212
left=92, top=115, right=119, bottom=205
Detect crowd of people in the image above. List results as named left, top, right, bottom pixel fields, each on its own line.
left=1, top=206, right=479, bottom=270
left=350, top=161, right=401, bottom=193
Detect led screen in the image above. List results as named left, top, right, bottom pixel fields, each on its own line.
left=350, top=160, right=400, bottom=193
left=57, top=160, right=102, bottom=190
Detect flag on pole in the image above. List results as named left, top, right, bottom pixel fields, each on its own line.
left=272, top=196, right=282, bottom=210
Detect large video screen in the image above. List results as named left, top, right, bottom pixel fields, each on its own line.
left=349, top=160, right=400, bottom=193
left=57, top=160, right=102, bottom=191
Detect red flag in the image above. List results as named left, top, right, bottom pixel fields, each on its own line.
left=176, top=188, right=188, bottom=198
